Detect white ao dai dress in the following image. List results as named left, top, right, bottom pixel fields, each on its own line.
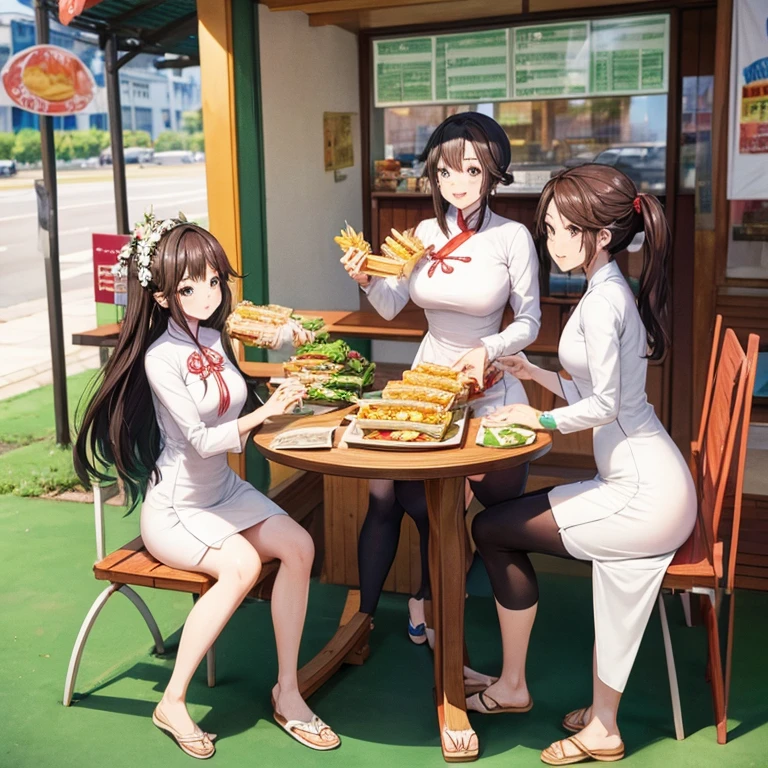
left=140, top=319, right=286, bottom=570
left=365, top=206, right=541, bottom=415
left=548, top=261, right=697, bottom=692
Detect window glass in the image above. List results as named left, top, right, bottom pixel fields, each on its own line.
left=375, top=95, right=668, bottom=194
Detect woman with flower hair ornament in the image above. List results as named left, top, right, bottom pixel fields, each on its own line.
left=465, top=165, right=696, bottom=765
left=74, top=215, right=340, bottom=758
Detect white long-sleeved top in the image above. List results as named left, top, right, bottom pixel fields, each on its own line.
left=140, top=318, right=285, bottom=569
left=364, top=205, right=541, bottom=413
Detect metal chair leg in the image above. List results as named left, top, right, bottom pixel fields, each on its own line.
left=119, top=586, right=165, bottom=654
left=63, top=584, right=119, bottom=706
left=658, top=592, right=685, bottom=740
left=680, top=592, right=693, bottom=628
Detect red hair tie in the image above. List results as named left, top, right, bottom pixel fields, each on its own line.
left=633, top=196, right=642, bottom=214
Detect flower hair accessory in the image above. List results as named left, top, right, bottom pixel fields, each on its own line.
left=113, top=209, right=187, bottom=288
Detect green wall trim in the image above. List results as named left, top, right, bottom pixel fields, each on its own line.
left=232, top=0, right=270, bottom=491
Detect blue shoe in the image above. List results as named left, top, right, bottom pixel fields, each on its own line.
left=408, top=618, right=427, bottom=645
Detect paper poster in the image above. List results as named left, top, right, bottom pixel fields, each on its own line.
left=513, top=22, right=590, bottom=99
left=1, top=44, right=95, bottom=115
left=374, top=38, right=434, bottom=106
left=324, top=112, right=354, bottom=171
left=728, top=0, right=768, bottom=198
left=435, top=30, right=508, bottom=102
left=590, top=16, right=669, bottom=96
left=373, top=14, right=669, bottom=108
left=93, top=233, right=130, bottom=305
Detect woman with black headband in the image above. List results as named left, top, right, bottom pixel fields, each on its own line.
left=340, top=112, right=541, bottom=687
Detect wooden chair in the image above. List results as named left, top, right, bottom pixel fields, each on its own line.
left=658, top=329, right=760, bottom=744
left=63, top=471, right=322, bottom=706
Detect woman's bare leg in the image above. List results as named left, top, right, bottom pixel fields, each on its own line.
left=158, top=533, right=264, bottom=734
left=241, top=515, right=320, bottom=725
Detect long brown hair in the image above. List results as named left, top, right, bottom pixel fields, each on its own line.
left=74, top=224, right=242, bottom=511
left=534, top=164, right=671, bottom=360
left=419, top=112, right=514, bottom=237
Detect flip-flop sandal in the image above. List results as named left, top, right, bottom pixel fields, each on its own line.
left=541, top=736, right=625, bottom=765
left=272, top=698, right=340, bottom=751
left=466, top=689, right=533, bottom=714
left=152, top=707, right=216, bottom=760
left=562, top=707, right=590, bottom=733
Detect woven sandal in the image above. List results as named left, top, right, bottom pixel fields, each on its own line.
left=541, top=736, right=625, bottom=765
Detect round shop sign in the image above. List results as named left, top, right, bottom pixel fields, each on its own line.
left=1, top=44, right=96, bottom=115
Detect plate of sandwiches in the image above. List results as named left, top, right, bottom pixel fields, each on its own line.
left=334, top=224, right=427, bottom=280
left=341, top=362, right=472, bottom=450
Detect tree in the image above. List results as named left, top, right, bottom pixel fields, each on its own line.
left=123, top=130, right=152, bottom=148
left=12, top=129, right=41, bottom=164
left=185, top=132, right=205, bottom=153
left=70, top=129, right=108, bottom=159
left=54, top=131, right=74, bottom=162
left=0, top=133, right=14, bottom=160
left=154, top=131, right=185, bottom=152
left=181, top=109, right=202, bottom=134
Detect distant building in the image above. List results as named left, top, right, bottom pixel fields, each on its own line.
left=0, top=0, right=200, bottom=138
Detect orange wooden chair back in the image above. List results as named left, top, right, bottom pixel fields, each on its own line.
left=694, top=315, right=724, bottom=462
left=696, top=329, right=749, bottom=573
left=725, top=334, right=760, bottom=591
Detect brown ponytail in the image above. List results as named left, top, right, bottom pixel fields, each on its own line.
left=635, top=193, right=670, bottom=361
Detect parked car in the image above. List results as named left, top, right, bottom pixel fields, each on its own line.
left=554, top=143, right=666, bottom=192
left=99, top=147, right=154, bottom=165
left=0, top=159, right=17, bottom=176
left=154, top=150, right=194, bottom=165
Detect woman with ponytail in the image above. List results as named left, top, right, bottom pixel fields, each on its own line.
left=74, top=214, right=340, bottom=757
left=464, top=165, right=696, bottom=764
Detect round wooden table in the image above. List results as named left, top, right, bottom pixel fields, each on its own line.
left=253, top=407, right=551, bottom=762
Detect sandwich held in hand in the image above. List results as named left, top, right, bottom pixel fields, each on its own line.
left=451, top=347, right=503, bottom=398
left=225, top=301, right=323, bottom=349
left=334, top=224, right=427, bottom=279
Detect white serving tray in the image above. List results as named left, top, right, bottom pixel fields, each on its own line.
left=341, top=407, right=468, bottom=451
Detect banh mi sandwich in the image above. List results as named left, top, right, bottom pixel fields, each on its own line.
left=381, top=381, right=455, bottom=409
left=401, top=369, right=469, bottom=399
left=363, top=429, right=438, bottom=443
left=363, top=228, right=426, bottom=279
left=225, top=312, right=281, bottom=348
left=231, top=301, right=293, bottom=326
left=413, top=362, right=465, bottom=381
left=356, top=400, right=453, bottom=439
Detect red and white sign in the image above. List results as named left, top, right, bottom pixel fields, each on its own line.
left=93, top=233, right=130, bottom=305
left=59, top=0, right=104, bottom=26
left=1, top=45, right=96, bottom=116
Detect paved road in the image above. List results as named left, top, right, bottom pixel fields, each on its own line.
left=0, top=165, right=208, bottom=308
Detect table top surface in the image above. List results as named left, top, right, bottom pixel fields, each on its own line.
left=253, top=406, right=552, bottom=480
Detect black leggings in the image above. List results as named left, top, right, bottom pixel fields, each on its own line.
left=357, top=466, right=529, bottom=615
left=471, top=486, right=573, bottom=611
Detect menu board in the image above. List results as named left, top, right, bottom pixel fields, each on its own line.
left=590, top=16, right=668, bottom=95
left=513, top=22, right=589, bottom=99
left=435, top=30, right=508, bottom=102
left=373, top=13, right=669, bottom=107
left=374, top=37, right=434, bottom=106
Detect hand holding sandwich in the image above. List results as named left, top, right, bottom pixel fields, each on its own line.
left=340, top=247, right=371, bottom=288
